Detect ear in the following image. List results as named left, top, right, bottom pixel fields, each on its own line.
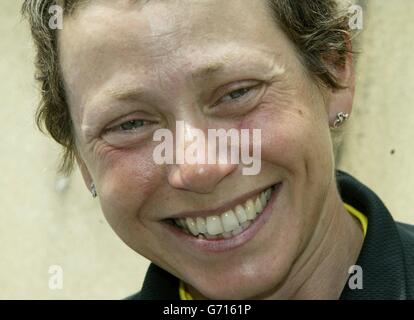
left=74, top=150, right=94, bottom=192
left=325, top=49, right=356, bottom=127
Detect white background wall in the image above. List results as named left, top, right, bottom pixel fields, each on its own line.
left=338, top=0, right=414, bottom=224
left=0, top=0, right=412, bottom=299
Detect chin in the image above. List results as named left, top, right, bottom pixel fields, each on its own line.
left=183, top=249, right=296, bottom=300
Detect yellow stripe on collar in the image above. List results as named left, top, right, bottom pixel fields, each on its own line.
left=179, top=279, right=193, bottom=300
left=344, top=202, right=368, bottom=238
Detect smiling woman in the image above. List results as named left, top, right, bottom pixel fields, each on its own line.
left=21, top=0, right=414, bottom=300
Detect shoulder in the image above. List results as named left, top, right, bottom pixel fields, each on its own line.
left=396, top=221, right=414, bottom=255
left=396, top=221, right=414, bottom=299
left=396, top=221, right=414, bottom=256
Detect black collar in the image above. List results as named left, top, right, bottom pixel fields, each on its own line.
left=337, top=170, right=408, bottom=299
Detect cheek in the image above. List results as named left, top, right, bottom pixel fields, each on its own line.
left=243, top=101, right=327, bottom=166
left=240, top=89, right=334, bottom=205
left=95, top=144, right=164, bottom=221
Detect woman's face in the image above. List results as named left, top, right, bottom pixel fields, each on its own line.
left=59, top=0, right=347, bottom=299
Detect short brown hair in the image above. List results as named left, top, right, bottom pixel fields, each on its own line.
left=22, top=0, right=355, bottom=175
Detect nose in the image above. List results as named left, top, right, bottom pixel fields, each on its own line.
left=168, top=162, right=237, bottom=194
left=165, top=120, right=238, bottom=193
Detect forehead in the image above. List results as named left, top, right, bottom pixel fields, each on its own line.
left=59, top=0, right=279, bottom=68
left=58, top=0, right=292, bottom=109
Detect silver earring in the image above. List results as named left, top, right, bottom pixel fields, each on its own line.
left=90, top=183, right=97, bottom=198
left=331, top=112, right=349, bottom=129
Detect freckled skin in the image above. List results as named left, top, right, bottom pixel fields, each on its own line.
left=60, top=0, right=362, bottom=299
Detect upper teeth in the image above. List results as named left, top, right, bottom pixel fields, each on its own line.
left=174, top=187, right=273, bottom=239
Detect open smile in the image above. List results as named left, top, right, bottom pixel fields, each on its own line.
left=163, top=182, right=283, bottom=252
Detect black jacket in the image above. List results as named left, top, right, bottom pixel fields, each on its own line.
left=127, top=170, right=414, bottom=300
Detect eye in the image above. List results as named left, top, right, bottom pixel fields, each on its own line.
left=102, top=117, right=159, bottom=148
left=107, top=119, right=153, bottom=133
left=230, top=88, right=251, bottom=99
left=119, top=120, right=147, bottom=131
left=214, top=84, right=260, bottom=106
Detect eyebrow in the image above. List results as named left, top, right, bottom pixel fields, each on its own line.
left=104, top=62, right=228, bottom=101
left=189, top=50, right=286, bottom=82
left=105, top=86, right=149, bottom=101
left=190, top=61, right=227, bottom=81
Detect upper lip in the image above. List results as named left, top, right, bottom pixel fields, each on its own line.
left=165, top=181, right=281, bottom=220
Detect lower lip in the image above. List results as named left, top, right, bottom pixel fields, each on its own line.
left=163, top=182, right=283, bottom=253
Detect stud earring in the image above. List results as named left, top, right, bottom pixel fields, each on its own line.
left=90, top=183, right=97, bottom=198
left=331, top=112, right=350, bottom=129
